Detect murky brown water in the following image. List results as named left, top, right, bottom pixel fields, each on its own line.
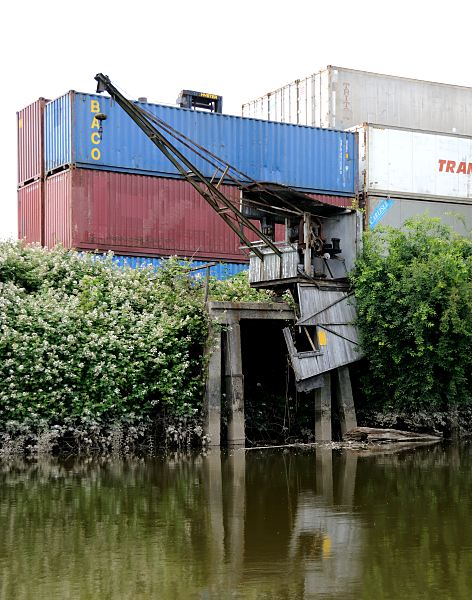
left=1, top=443, right=472, bottom=599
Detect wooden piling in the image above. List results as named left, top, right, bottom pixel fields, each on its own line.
left=224, top=322, right=245, bottom=446
left=334, top=366, right=357, bottom=437
left=314, top=372, right=332, bottom=441
left=203, top=326, right=222, bottom=446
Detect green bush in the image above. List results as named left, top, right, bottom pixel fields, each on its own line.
left=351, top=216, right=472, bottom=413
left=0, top=244, right=211, bottom=440
left=0, top=243, right=278, bottom=452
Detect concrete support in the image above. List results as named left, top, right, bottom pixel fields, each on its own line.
left=203, top=327, right=222, bottom=447
left=314, top=372, right=332, bottom=441
left=334, top=366, right=357, bottom=437
left=224, top=322, right=245, bottom=446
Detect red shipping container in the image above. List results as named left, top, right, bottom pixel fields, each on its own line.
left=44, top=169, right=256, bottom=261
left=18, top=180, right=43, bottom=244
left=17, top=98, right=47, bottom=186
left=43, top=169, right=352, bottom=260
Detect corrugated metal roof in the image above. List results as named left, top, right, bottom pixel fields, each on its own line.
left=284, top=284, right=362, bottom=384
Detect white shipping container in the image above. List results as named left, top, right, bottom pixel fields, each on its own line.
left=357, top=124, right=472, bottom=202
left=242, top=66, right=472, bottom=136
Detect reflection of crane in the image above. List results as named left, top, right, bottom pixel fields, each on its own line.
left=94, top=74, right=362, bottom=397
left=288, top=491, right=363, bottom=597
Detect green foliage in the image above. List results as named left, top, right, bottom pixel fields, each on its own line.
left=208, top=270, right=274, bottom=302
left=0, top=243, right=277, bottom=451
left=351, top=216, right=472, bottom=412
left=0, top=244, right=211, bottom=441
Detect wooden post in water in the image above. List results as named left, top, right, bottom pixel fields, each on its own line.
left=227, top=450, right=246, bottom=586
left=334, top=366, right=357, bottom=437
left=314, top=372, right=332, bottom=441
left=203, top=326, right=222, bottom=447
left=204, top=450, right=225, bottom=566
left=316, top=447, right=333, bottom=503
left=339, top=451, right=358, bottom=507
left=224, top=322, right=245, bottom=446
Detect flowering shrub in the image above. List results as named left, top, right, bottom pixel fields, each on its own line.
left=0, top=243, right=277, bottom=453
left=208, top=271, right=275, bottom=302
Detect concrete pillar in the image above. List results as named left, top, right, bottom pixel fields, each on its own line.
left=203, top=326, right=222, bottom=447
left=314, top=372, right=332, bottom=441
left=224, top=322, right=245, bottom=446
left=334, top=366, right=357, bottom=438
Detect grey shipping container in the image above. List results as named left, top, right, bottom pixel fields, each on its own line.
left=242, top=66, right=472, bottom=136
left=366, top=195, right=472, bottom=236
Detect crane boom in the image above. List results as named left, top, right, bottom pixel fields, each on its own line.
left=94, top=73, right=282, bottom=260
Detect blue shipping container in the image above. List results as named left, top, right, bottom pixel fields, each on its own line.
left=44, top=92, right=357, bottom=195
left=110, top=255, right=248, bottom=280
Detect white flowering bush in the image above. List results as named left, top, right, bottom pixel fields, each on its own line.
left=0, top=243, right=212, bottom=452
left=0, top=243, right=277, bottom=453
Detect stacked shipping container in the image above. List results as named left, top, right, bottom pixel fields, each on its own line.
left=355, top=124, right=472, bottom=232
left=18, top=89, right=358, bottom=273
left=243, top=66, right=472, bottom=234
left=242, top=66, right=472, bottom=135
left=44, top=91, right=356, bottom=194
left=17, top=98, right=47, bottom=244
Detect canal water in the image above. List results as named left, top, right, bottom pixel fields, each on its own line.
left=1, top=443, right=471, bottom=599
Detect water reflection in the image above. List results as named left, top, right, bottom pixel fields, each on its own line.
left=288, top=451, right=362, bottom=598
left=1, top=443, right=470, bottom=599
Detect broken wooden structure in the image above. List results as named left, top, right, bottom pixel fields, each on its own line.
left=204, top=186, right=363, bottom=447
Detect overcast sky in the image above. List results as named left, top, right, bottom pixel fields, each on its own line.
left=2, top=0, right=472, bottom=240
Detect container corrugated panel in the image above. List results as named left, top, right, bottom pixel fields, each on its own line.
left=44, top=170, right=72, bottom=249
left=44, top=92, right=357, bottom=195
left=307, top=193, right=355, bottom=209
left=17, top=98, right=46, bottom=185
left=18, top=180, right=43, bottom=244
left=44, top=169, right=265, bottom=261
left=357, top=124, right=472, bottom=201
left=242, top=65, right=472, bottom=135
left=367, top=195, right=472, bottom=236
left=109, top=255, right=248, bottom=280
left=44, top=93, right=72, bottom=172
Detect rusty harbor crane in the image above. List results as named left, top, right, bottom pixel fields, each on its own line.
left=94, top=73, right=361, bottom=446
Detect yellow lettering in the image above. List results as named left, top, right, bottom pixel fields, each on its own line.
left=18, top=117, right=23, bottom=129
left=90, top=100, right=100, bottom=113
left=91, top=132, right=101, bottom=145
left=91, top=117, right=99, bottom=129
left=91, top=147, right=101, bottom=161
